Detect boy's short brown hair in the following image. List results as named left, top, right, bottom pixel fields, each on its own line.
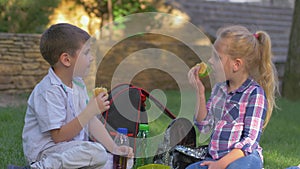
left=40, top=23, right=90, bottom=66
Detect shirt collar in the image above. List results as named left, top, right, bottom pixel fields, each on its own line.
left=73, top=77, right=85, bottom=89
left=235, top=78, right=255, bottom=93
left=48, top=67, right=86, bottom=93
left=218, top=77, right=256, bottom=94
left=48, top=67, right=73, bottom=93
left=48, top=67, right=63, bottom=86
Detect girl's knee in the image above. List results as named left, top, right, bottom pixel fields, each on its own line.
left=226, top=152, right=262, bottom=169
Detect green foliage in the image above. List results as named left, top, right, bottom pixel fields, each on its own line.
left=0, top=0, right=60, bottom=33
left=111, top=0, right=156, bottom=20
left=76, top=0, right=157, bottom=25
left=0, top=0, right=158, bottom=33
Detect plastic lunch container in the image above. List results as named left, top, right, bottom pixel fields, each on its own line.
left=137, top=164, right=170, bottom=169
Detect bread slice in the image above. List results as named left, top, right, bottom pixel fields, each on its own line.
left=93, top=87, right=108, bottom=97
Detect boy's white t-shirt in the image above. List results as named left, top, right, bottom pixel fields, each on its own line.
left=22, top=68, right=90, bottom=163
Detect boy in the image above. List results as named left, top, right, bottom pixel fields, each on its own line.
left=11, top=23, right=130, bottom=169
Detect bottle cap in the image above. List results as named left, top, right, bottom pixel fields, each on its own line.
left=117, top=128, right=128, bottom=135
left=139, top=124, right=149, bottom=131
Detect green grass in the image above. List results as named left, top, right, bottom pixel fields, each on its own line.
left=1, top=91, right=299, bottom=168
left=0, top=105, right=27, bottom=168
left=260, top=99, right=300, bottom=168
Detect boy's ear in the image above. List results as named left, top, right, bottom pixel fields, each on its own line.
left=233, top=58, right=242, bottom=72
left=59, top=53, right=72, bottom=67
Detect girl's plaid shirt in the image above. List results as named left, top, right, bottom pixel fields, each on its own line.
left=195, top=78, right=267, bottom=161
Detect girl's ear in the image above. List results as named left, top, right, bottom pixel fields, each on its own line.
left=233, top=58, right=242, bottom=72
left=59, top=53, right=72, bottom=67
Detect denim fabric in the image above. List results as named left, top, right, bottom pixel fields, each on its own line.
left=186, top=150, right=262, bottom=169
left=285, top=167, right=300, bottom=169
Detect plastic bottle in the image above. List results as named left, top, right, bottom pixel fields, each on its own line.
left=134, top=123, right=150, bottom=168
left=113, top=128, right=130, bottom=169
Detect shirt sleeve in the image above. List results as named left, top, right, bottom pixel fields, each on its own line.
left=194, top=95, right=215, bottom=134
left=34, top=86, right=67, bottom=133
left=233, top=87, right=267, bottom=155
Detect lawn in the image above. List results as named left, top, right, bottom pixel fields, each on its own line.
left=0, top=105, right=27, bottom=167
left=0, top=91, right=299, bottom=169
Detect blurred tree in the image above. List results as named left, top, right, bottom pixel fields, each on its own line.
left=282, top=0, right=300, bottom=100
left=0, top=0, right=60, bottom=33
left=75, top=0, right=159, bottom=30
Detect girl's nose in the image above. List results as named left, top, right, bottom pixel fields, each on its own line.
left=208, top=57, right=213, bottom=65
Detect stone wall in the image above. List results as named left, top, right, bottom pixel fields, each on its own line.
left=0, top=33, right=49, bottom=94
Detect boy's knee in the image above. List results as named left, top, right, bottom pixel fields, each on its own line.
left=89, top=142, right=108, bottom=166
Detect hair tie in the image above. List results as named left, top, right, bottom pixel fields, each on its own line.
left=253, top=33, right=259, bottom=39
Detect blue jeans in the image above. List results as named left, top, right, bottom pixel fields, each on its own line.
left=286, top=167, right=300, bottom=169
left=186, top=150, right=263, bottom=169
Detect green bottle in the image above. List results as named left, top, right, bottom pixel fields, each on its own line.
left=134, top=124, right=150, bottom=168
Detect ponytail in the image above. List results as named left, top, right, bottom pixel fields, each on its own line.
left=254, top=31, right=279, bottom=128
left=216, top=25, right=279, bottom=129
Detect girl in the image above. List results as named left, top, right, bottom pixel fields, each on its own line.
left=187, top=25, right=278, bottom=169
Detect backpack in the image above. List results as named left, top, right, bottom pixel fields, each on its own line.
left=99, top=84, right=208, bottom=168
left=100, top=83, right=176, bottom=151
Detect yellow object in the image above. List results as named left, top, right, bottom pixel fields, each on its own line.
left=93, top=87, right=108, bottom=96
left=137, top=164, right=170, bottom=169
left=196, top=62, right=210, bottom=78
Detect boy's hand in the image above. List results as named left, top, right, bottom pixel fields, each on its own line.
left=95, top=92, right=110, bottom=113
left=77, top=92, right=110, bottom=127
left=113, top=145, right=134, bottom=158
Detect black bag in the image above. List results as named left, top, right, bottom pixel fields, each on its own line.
left=172, top=145, right=209, bottom=168
left=153, top=117, right=209, bottom=169
left=100, top=83, right=176, bottom=151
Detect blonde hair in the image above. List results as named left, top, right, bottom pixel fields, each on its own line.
left=216, top=25, right=279, bottom=128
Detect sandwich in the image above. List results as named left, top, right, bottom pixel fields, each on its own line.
left=196, top=62, right=210, bottom=78
left=93, top=87, right=108, bottom=97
